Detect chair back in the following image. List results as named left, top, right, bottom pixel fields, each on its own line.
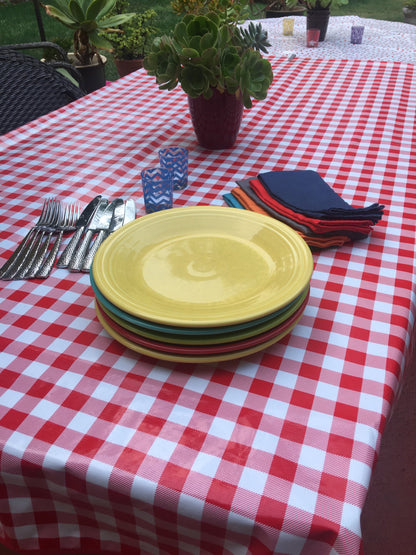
left=0, top=44, right=86, bottom=135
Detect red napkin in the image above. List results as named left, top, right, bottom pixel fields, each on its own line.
left=230, top=187, right=353, bottom=249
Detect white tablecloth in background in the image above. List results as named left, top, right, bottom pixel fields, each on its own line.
left=254, top=16, right=416, bottom=64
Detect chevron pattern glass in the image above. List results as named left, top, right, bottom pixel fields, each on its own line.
left=141, top=167, right=173, bottom=213
left=159, top=147, right=188, bottom=190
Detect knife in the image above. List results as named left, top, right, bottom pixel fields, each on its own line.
left=82, top=198, right=125, bottom=272
left=57, top=195, right=103, bottom=268
left=68, top=197, right=109, bottom=272
left=123, top=198, right=136, bottom=225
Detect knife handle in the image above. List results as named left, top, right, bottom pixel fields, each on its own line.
left=82, top=230, right=108, bottom=273
left=69, top=229, right=94, bottom=272
left=57, top=227, right=84, bottom=268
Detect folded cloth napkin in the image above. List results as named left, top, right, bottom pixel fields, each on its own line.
left=258, top=170, right=384, bottom=223
left=223, top=191, right=351, bottom=249
left=223, top=192, right=248, bottom=211
left=224, top=171, right=384, bottom=249
left=236, top=180, right=312, bottom=234
left=250, top=178, right=376, bottom=235
left=226, top=187, right=359, bottom=249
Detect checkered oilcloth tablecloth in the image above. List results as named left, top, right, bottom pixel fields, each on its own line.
left=1, top=56, right=416, bottom=555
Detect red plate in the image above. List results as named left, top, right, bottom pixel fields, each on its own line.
left=95, top=291, right=309, bottom=355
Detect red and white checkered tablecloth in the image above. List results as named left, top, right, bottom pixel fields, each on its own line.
left=1, top=55, right=416, bottom=555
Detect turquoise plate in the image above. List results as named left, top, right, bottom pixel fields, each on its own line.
left=96, top=288, right=309, bottom=345
left=90, top=271, right=308, bottom=337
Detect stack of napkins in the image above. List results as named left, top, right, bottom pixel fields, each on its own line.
left=223, top=170, right=384, bottom=249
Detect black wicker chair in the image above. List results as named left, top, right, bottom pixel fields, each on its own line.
left=0, top=42, right=86, bottom=135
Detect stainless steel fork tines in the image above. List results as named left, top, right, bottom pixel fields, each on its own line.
left=0, top=198, right=59, bottom=280
left=22, top=201, right=62, bottom=280
left=35, top=203, right=80, bottom=279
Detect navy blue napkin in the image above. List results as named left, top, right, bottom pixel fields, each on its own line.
left=258, top=170, right=384, bottom=223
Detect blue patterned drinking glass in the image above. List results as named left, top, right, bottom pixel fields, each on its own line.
left=159, top=147, right=189, bottom=190
left=141, top=167, right=173, bottom=213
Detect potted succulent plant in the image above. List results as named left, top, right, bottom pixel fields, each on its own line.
left=42, top=0, right=135, bottom=92
left=109, top=4, right=158, bottom=78
left=286, top=0, right=348, bottom=41
left=264, top=0, right=305, bottom=19
left=403, top=0, right=416, bottom=25
left=143, top=11, right=273, bottom=149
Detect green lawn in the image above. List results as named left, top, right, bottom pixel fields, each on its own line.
left=331, top=0, right=405, bottom=21
left=0, top=0, right=408, bottom=81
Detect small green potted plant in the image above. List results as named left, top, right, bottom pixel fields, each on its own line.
left=42, top=0, right=135, bottom=91
left=143, top=9, right=273, bottom=149
left=108, top=5, right=158, bottom=78
left=286, top=0, right=348, bottom=41
left=170, top=0, right=251, bottom=21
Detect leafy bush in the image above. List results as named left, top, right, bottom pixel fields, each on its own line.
left=109, top=9, right=158, bottom=59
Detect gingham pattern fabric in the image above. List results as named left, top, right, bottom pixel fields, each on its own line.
left=255, top=16, right=416, bottom=64
left=1, top=55, right=416, bottom=555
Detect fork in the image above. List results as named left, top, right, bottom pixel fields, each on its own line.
left=0, top=198, right=59, bottom=280
left=21, top=201, right=62, bottom=280
left=35, top=203, right=80, bottom=279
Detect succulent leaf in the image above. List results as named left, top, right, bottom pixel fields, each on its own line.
left=174, top=22, right=188, bottom=43
left=100, top=13, right=136, bottom=28
left=88, top=28, right=113, bottom=50
left=69, top=0, right=85, bottom=21
left=182, top=47, right=200, bottom=57
left=92, top=0, right=116, bottom=20
left=189, top=36, right=202, bottom=52
left=43, top=4, right=78, bottom=27
left=200, top=32, right=216, bottom=50
left=85, top=0, right=107, bottom=20
left=48, top=0, right=74, bottom=18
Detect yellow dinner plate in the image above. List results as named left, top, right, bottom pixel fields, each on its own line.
left=96, top=304, right=299, bottom=363
left=92, top=206, right=313, bottom=327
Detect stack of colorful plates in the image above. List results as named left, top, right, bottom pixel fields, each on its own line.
left=91, top=206, right=314, bottom=363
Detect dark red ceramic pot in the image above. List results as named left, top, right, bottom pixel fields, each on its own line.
left=306, top=8, right=330, bottom=42
left=115, top=58, right=143, bottom=78
left=187, top=88, right=244, bottom=150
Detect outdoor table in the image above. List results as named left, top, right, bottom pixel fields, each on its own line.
left=256, top=15, right=416, bottom=64
left=1, top=54, right=416, bottom=554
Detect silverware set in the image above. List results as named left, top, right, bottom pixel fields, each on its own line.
left=0, top=195, right=136, bottom=280
left=59, top=196, right=135, bottom=273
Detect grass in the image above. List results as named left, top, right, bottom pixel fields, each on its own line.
left=0, top=0, right=408, bottom=81
left=331, top=0, right=405, bottom=21
left=0, top=0, right=182, bottom=80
